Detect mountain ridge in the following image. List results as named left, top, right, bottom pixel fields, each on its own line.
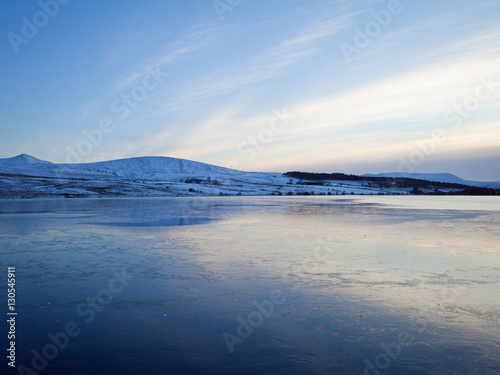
left=362, top=172, right=500, bottom=188
left=2, top=154, right=499, bottom=187
left=0, top=154, right=243, bottom=178
left=1, top=154, right=499, bottom=198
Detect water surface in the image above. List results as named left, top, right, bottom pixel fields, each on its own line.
left=1, top=196, right=499, bottom=374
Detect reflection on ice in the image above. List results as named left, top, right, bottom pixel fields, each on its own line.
left=0, top=196, right=499, bottom=374
left=94, top=217, right=214, bottom=227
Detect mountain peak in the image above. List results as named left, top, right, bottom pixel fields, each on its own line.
left=0, top=154, right=51, bottom=165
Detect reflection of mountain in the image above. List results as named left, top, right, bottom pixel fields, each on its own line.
left=95, top=217, right=214, bottom=227
left=1, top=154, right=498, bottom=198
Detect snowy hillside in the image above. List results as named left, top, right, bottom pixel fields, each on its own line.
left=77, top=156, right=241, bottom=177
left=0, top=154, right=497, bottom=198
left=0, top=154, right=240, bottom=178
left=0, top=154, right=52, bottom=167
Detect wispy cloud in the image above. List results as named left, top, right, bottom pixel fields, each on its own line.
left=151, top=54, right=500, bottom=171
left=161, top=17, right=352, bottom=110
left=111, top=23, right=217, bottom=93
left=78, top=21, right=218, bottom=121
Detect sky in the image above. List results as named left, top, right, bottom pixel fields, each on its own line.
left=1, top=0, right=500, bottom=181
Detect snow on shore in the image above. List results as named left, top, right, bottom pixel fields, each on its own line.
left=0, top=154, right=496, bottom=198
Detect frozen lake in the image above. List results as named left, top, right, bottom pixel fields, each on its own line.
left=1, top=196, right=500, bottom=374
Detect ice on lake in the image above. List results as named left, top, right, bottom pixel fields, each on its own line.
left=1, top=196, right=500, bottom=374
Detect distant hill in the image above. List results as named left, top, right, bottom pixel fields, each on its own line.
left=0, top=154, right=241, bottom=178
left=0, top=154, right=498, bottom=198
left=0, top=153, right=52, bottom=166
left=362, top=172, right=500, bottom=188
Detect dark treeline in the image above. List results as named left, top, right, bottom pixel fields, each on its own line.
left=283, top=171, right=471, bottom=190
left=443, top=187, right=498, bottom=195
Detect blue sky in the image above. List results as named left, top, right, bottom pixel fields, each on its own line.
left=1, top=0, right=499, bottom=180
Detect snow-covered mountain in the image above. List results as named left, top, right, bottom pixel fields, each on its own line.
left=0, top=154, right=497, bottom=198
left=362, top=172, right=500, bottom=188
left=0, top=154, right=285, bottom=198
left=0, top=154, right=240, bottom=178
left=0, top=153, right=52, bottom=166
